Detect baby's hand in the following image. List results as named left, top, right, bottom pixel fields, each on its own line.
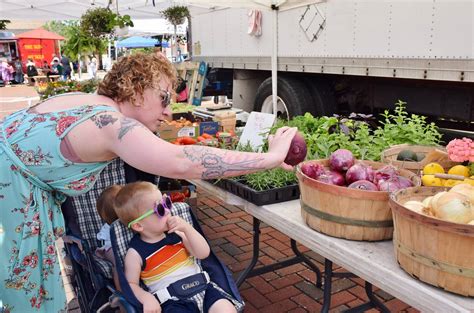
left=143, top=293, right=161, bottom=313
left=167, top=216, right=190, bottom=234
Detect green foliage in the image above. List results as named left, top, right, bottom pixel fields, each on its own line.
left=375, top=100, right=443, bottom=147
left=36, top=79, right=99, bottom=100
left=62, top=23, right=96, bottom=60
left=271, top=100, right=442, bottom=162
left=222, top=101, right=442, bottom=191
left=469, top=163, right=474, bottom=176
left=239, top=168, right=297, bottom=191
left=0, top=20, right=10, bottom=30
left=80, top=8, right=133, bottom=38
left=161, top=6, right=190, bottom=26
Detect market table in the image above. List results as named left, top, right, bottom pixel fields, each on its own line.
left=191, top=179, right=474, bottom=313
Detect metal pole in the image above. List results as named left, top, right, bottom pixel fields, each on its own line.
left=271, top=5, right=278, bottom=115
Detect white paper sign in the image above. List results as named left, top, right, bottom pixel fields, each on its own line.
left=238, top=111, right=276, bottom=151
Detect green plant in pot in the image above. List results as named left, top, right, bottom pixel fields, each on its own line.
left=161, top=6, right=190, bottom=60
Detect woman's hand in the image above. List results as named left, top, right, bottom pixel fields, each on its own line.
left=267, top=126, right=298, bottom=169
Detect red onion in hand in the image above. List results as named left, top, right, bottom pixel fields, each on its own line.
left=284, top=132, right=307, bottom=166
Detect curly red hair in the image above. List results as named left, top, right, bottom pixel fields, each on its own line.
left=97, top=52, right=177, bottom=106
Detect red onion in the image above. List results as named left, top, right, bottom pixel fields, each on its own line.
left=377, top=178, right=405, bottom=193
left=374, top=165, right=399, bottom=184
left=348, top=180, right=379, bottom=191
left=284, top=132, right=307, bottom=166
left=329, top=149, right=355, bottom=172
left=318, top=170, right=346, bottom=186
left=301, top=162, right=325, bottom=179
left=345, top=163, right=375, bottom=185
left=395, top=175, right=413, bottom=188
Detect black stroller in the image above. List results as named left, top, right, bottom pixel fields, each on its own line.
left=61, top=159, right=157, bottom=312
left=109, top=201, right=244, bottom=312
left=61, top=159, right=243, bottom=312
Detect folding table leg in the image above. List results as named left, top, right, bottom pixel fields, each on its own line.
left=236, top=217, right=322, bottom=288
left=321, top=259, right=390, bottom=313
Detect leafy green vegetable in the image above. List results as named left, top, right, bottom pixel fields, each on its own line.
left=269, top=100, right=442, bottom=162
left=469, top=162, right=474, bottom=176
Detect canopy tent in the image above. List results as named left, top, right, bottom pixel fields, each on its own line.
left=116, top=36, right=159, bottom=48
left=0, top=0, right=211, bottom=20
left=16, top=28, right=65, bottom=40
left=16, top=28, right=64, bottom=66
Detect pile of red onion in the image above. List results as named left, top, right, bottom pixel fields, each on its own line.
left=300, top=149, right=413, bottom=192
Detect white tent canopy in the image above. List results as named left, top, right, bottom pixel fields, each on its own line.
left=0, top=0, right=210, bottom=20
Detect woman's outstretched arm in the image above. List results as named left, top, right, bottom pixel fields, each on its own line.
left=99, top=113, right=296, bottom=180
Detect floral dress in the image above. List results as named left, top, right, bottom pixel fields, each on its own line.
left=0, top=104, right=118, bottom=312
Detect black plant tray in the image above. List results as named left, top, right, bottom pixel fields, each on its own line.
left=209, top=179, right=300, bottom=206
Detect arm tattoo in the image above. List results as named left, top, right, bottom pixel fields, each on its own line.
left=91, top=114, right=118, bottom=128
left=183, top=146, right=265, bottom=179
left=118, top=117, right=145, bottom=140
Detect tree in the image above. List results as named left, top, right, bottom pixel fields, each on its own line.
left=0, top=20, right=11, bottom=30
left=62, top=24, right=95, bottom=60
left=80, top=7, right=134, bottom=69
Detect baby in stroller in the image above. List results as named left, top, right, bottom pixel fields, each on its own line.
left=112, top=181, right=241, bottom=313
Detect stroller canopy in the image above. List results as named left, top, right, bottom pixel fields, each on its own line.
left=117, top=36, right=159, bottom=49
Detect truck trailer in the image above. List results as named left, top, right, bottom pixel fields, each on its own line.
left=191, top=0, right=474, bottom=135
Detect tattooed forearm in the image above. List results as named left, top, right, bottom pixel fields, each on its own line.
left=118, top=117, right=145, bottom=140
left=183, top=146, right=266, bottom=179
left=91, top=114, right=118, bottom=128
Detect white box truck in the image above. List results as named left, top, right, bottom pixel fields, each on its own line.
left=191, top=0, right=473, bottom=135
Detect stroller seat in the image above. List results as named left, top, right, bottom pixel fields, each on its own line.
left=110, top=202, right=245, bottom=312
left=61, top=159, right=159, bottom=312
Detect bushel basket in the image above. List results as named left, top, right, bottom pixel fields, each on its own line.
left=296, top=159, right=420, bottom=241
left=389, top=186, right=474, bottom=297
left=381, top=144, right=457, bottom=173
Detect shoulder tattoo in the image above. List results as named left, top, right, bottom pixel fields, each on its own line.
left=91, top=114, right=118, bottom=128
left=118, top=117, right=145, bottom=140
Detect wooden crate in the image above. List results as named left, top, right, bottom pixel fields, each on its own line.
left=389, top=186, right=474, bottom=296
left=381, top=144, right=457, bottom=173
left=296, top=160, right=421, bottom=241
left=174, top=61, right=207, bottom=106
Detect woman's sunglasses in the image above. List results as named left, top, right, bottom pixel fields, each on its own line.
left=127, top=195, right=173, bottom=228
left=158, top=88, right=171, bottom=108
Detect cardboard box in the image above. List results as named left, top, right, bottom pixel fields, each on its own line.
left=157, top=124, right=199, bottom=141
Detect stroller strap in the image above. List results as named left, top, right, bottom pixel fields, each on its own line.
left=154, top=271, right=210, bottom=304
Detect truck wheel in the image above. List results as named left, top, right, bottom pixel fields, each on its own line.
left=254, top=77, right=313, bottom=119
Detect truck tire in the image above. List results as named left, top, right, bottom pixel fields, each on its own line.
left=254, top=76, right=313, bottom=119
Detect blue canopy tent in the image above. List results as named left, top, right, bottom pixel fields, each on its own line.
left=117, top=36, right=159, bottom=48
